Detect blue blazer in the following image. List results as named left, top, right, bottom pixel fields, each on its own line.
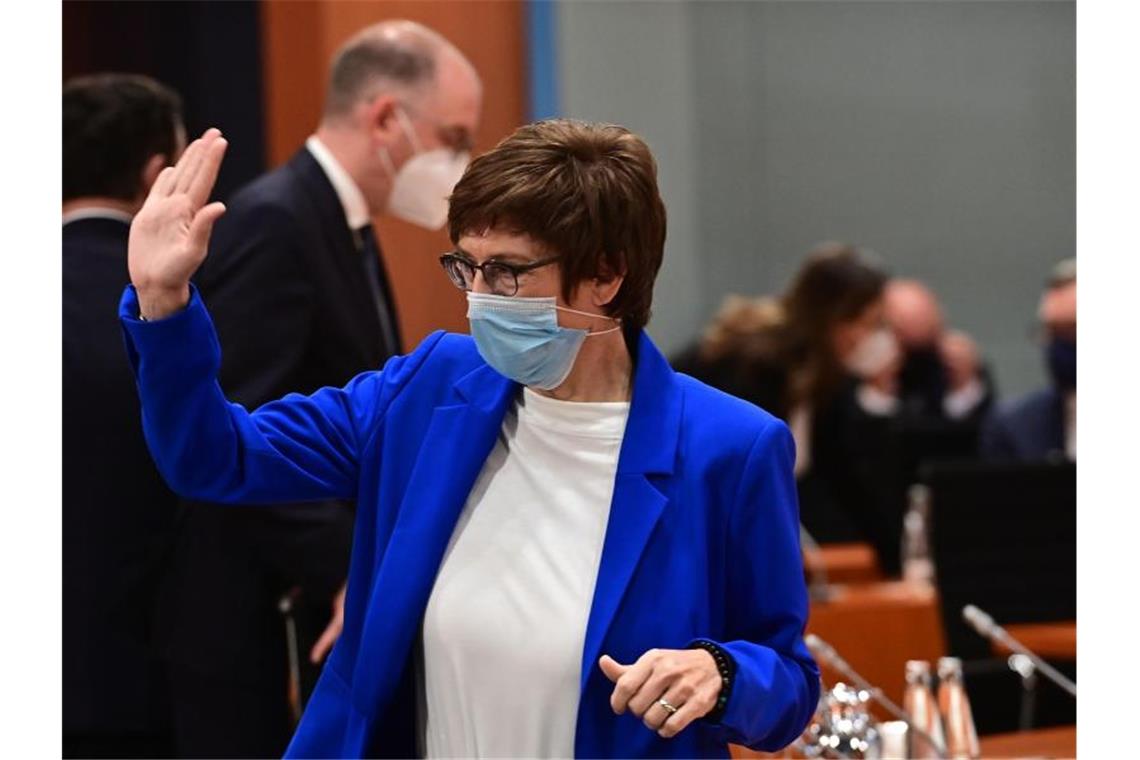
left=119, top=286, right=820, bottom=758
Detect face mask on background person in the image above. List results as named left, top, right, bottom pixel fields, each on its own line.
left=843, top=327, right=900, bottom=380
left=379, top=106, right=470, bottom=230
left=898, top=344, right=947, bottom=397
left=1045, top=337, right=1076, bottom=391
left=466, top=292, right=621, bottom=390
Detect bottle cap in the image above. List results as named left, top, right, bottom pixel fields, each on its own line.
left=937, top=656, right=963, bottom=680
left=905, top=659, right=932, bottom=683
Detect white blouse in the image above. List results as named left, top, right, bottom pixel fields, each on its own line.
left=420, top=387, right=630, bottom=758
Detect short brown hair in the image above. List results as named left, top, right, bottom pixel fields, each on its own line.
left=447, top=119, right=667, bottom=333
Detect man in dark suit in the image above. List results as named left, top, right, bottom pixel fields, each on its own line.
left=63, top=73, right=186, bottom=759
left=981, top=260, right=1076, bottom=463
left=882, top=278, right=996, bottom=426
left=164, top=20, right=483, bottom=757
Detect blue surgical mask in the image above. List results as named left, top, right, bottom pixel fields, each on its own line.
left=466, top=292, right=621, bottom=390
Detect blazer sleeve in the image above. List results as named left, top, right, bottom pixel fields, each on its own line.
left=696, top=419, right=821, bottom=751
left=119, top=284, right=441, bottom=505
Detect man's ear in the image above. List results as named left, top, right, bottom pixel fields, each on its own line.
left=365, top=94, right=405, bottom=147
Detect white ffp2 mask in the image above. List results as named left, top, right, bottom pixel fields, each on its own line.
left=379, top=107, right=469, bottom=230
left=844, top=327, right=899, bottom=379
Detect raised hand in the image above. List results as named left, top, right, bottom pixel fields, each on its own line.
left=128, top=127, right=229, bottom=320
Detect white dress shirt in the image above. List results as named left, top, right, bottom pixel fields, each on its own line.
left=62, top=207, right=133, bottom=227
left=305, top=135, right=370, bottom=230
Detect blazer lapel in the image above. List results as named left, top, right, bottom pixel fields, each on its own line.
left=579, top=331, right=684, bottom=692
left=349, top=364, right=517, bottom=721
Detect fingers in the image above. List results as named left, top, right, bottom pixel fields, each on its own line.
left=309, top=617, right=342, bottom=664
left=150, top=166, right=178, bottom=198
left=609, top=650, right=657, bottom=715
left=174, top=128, right=222, bottom=195
left=656, top=682, right=719, bottom=739
left=598, top=655, right=627, bottom=684
left=187, top=134, right=228, bottom=209
left=187, top=202, right=227, bottom=255
left=170, top=133, right=206, bottom=194
left=626, top=666, right=673, bottom=719
left=640, top=679, right=691, bottom=733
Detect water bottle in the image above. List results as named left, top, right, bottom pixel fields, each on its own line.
left=903, top=660, right=945, bottom=759
left=902, top=483, right=935, bottom=583
left=937, top=657, right=980, bottom=759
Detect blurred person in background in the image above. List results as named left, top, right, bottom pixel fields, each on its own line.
left=164, top=20, right=484, bottom=757
left=981, top=259, right=1076, bottom=462
left=119, top=120, right=818, bottom=757
left=672, top=243, right=904, bottom=573
left=882, top=278, right=995, bottom=425
left=63, top=73, right=186, bottom=759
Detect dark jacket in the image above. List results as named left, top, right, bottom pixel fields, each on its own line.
left=980, top=387, right=1069, bottom=463
left=63, top=216, right=179, bottom=736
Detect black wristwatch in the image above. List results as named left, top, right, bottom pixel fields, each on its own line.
left=687, top=639, right=736, bottom=723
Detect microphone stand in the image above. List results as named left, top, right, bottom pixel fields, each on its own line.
left=961, top=605, right=1077, bottom=699
left=800, top=524, right=834, bottom=602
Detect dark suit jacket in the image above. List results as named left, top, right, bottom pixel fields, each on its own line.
left=159, top=149, right=401, bottom=749
left=63, top=217, right=179, bottom=735
left=980, top=387, right=1068, bottom=463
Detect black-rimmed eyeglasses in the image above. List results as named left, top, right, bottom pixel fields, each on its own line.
left=439, top=252, right=560, bottom=297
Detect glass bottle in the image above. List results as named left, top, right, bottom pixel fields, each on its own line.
left=937, top=657, right=981, bottom=759
left=903, top=659, right=945, bottom=759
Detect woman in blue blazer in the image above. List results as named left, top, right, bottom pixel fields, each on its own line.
left=121, top=122, right=819, bottom=758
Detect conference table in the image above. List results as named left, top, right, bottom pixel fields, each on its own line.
left=729, top=724, right=1077, bottom=758
left=728, top=544, right=1076, bottom=758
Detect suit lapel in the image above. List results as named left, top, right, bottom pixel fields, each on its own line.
left=349, top=364, right=517, bottom=718
left=579, top=331, right=684, bottom=692
left=289, top=149, right=386, bottom=362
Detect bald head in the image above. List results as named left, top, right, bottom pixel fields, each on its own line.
left=323, top=20, right=478, bottom=121
left=884, top=279, right=945, bottom=349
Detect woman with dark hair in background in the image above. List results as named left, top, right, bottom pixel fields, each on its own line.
left=673, top=243, right=904, bottom=574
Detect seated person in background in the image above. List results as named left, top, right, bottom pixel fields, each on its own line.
left=981, top=259, right=1076, bottom=462
left=882, top=278, right=995, bottom=425
left=672, top=243, right=904, bottom=573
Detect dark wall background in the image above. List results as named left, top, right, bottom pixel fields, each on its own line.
left=63, top=0, right=267, bottom=201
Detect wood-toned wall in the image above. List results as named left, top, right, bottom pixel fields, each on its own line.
left=261, top=0, right=528, bottom=347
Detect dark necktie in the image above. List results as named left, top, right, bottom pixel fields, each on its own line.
left=357, top=224, right=400, bottom=358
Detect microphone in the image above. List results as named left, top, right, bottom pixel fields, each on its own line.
left=799, top=524, right=833, bottom=602
left=961, top=605, right=1077, bottom=698
left=805, top=634, right=947, bottom=758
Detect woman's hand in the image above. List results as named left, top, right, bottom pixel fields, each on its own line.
left=599, top=648, right=723, bottom=739
left=310, top=583, right=347, bottom=664
left=128, top=127, right=228, bottom=320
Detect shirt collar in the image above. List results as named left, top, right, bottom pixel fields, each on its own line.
left=62, top=207, right=134, bottom=227
left=305, top=135, right=371, bottom=230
